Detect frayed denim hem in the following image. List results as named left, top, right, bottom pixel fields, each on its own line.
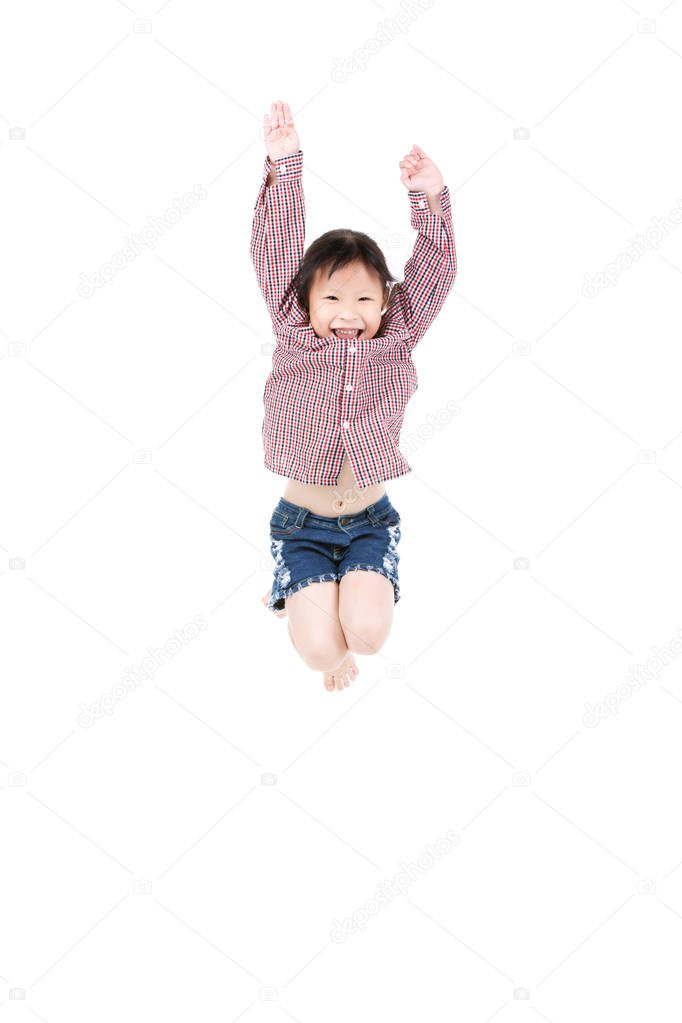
left=337, top=564, right=401, bottom=604
left=268, top=572, right=339, bottom=613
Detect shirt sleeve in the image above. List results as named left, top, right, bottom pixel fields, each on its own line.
left=388, top=185, right=457, bottom=348
left=250, top=149, right=306, bottom=326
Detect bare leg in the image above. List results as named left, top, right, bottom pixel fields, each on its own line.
left=286, top=582, right=360, bottom=692
left=338, top=570, right=395, bottom=655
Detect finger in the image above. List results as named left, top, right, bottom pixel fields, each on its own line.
left=283, top=101, right=294, bottom=124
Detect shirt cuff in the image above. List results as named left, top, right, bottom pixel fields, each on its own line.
left=263, top=149, right=304, bottom=183
left=408, top=184, right=452, bottom=218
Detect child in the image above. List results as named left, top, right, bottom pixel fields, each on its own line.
left=251, top=99, right=457, bottom=693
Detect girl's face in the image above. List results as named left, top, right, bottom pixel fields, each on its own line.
left=308, top=260, right=389, bottom=341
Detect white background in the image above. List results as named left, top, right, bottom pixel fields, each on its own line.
left=2, top=0, right=682, bottom=1019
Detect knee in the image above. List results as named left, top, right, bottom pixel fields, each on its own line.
left=298, top=637, right=347, bottom=671
left=340, top=616, right=390, bottom=655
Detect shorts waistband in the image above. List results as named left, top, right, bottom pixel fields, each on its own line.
left=274, top=492, right=392, bottom=527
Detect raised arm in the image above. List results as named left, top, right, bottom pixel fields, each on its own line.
left=388, top=144, right=457, bottom=348
left=250, top=100, right=306, bottom=325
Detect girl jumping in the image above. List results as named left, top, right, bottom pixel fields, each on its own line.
left=252, top=99, right=457, bottom=693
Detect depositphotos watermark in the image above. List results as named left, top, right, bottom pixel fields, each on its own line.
left=581, top=197, right=682, bottom=298
left=328, top=399, right=460, bottom=512
left=582, top=627, right=682, bottom=727
left=77, top=615, right=207, bottom=727
left=331, top=0, right=435, bottom=82
left=76, top=185, right=207, bottom=297
left=330, top=829, right=459, bottom=942
left=399, top=400, right=461, bottom=457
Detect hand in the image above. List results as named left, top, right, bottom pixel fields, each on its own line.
left=263, top=99, right=300, bottom=163
left=399, top=144, right=443, bottom=196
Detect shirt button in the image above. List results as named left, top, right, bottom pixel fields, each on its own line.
left=343, top=421, right=349, bottom=429
left=345, top=384, right=353, bottom=391
left=349, top=346, right=356, bottom=354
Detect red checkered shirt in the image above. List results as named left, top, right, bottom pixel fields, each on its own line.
left=250, top=149, right=457, bottom=489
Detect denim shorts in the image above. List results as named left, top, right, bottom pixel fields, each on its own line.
left=267, top=492, right=402, bottom=614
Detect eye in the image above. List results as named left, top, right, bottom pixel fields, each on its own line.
left=323, top=295, right=338, bottom=300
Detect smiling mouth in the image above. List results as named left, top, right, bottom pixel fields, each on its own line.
left=332, top=328, right=361, bottom=338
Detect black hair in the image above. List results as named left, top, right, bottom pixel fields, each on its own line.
left=282, top=228, right=400, bottom=323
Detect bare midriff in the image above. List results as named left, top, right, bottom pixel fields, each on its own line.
left=282, top=453, right=386, bottom=517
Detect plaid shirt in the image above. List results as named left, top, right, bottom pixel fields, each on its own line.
left=250, top=149, right=457, bottom=489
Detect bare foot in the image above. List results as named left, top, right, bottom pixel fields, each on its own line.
left=323, top=651, right=359, bottom=692
left=262, top=587, right=287, bottom=618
